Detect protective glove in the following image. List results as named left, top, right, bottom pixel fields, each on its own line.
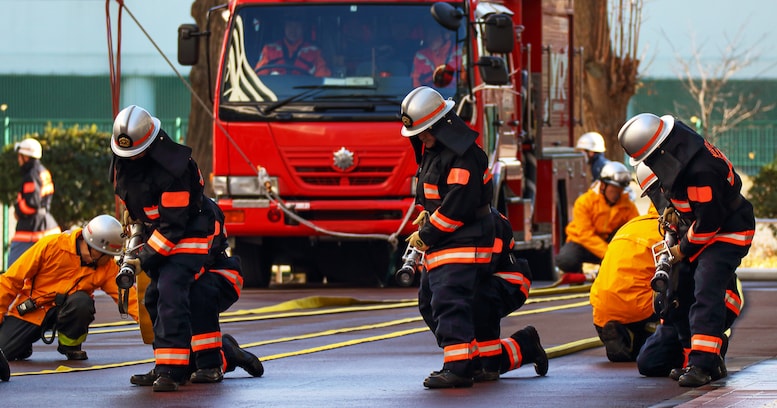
left=412, top=210, right=430, bottom=229
left=668, top=245, right=684, bottom=264
left=123, top=258, right=142, bottom=274
left=406, top=231, right=429, bottom=251
left=661, top=207, right=680, bottom=228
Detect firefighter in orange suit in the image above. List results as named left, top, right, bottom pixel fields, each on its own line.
left=590, top=202, right=661, bottom=362
left=111, top=105, right=223, bottom=392
left=401, top=86, right=495, bottom=388
left=619, top=113, right=754, bottom=387
left=555, top=161, right=640, bottom=284
left=7, top=138, right=61, bottom=267
left=254, top=16, right=331, bottom=77
left=0, top=215, right=138, bottom=368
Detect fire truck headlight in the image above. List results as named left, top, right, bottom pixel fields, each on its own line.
left=212, top=176, right=228, bottom=197
left=230, top=176, right=279, bottom=196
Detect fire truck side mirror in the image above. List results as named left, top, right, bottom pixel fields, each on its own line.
left=178, top=24, right=201, bottom=66
left=431, top=2, right=464, bottom=31
left=477, top=56, right=509, bottom=86
left=484, top=14, right=514, bottom=54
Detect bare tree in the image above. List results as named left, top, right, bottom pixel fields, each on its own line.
left=668, top=28, right=775, bottom=143
left=575, top=0, right=643, bottom=160
left=187, top=0, right=228, bottom=194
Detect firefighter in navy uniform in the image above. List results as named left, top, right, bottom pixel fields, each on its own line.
left=128, top=198, right=264, bottom=386
left=619, top=113, right=755, bottom=387
left=417, top=208, right=549, bottom=382
left=111, top=105, right=226, bottom=392
left=8, top=138, right=61, bottom=266
left=634, top=164, right=744, bottom=382
left=471, top=209, right=548, bottom=381
left=401, top=86, right=495, bottom=388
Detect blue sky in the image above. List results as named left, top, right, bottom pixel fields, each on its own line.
left=639, top=0, right=777, bottom=78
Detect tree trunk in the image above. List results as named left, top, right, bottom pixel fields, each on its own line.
left=574, top=0, right=640, bottom=161
left=188, top=0, right=227, bottom=195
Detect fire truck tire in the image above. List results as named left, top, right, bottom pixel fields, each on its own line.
left=233, top=238, right=272, bottom=288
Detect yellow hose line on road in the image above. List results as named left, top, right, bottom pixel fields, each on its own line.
left=12, top=300, right=594, bottom=377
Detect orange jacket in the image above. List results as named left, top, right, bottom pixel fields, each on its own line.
left=0, top=228, right=138, bottom=326
left=254, top=40, right=331, bottom=77
left=590, top=207, right=660, bottom=327
left=564, top=182, right=640, bottom=259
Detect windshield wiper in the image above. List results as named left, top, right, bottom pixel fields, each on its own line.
left=261, top=84, right=377, bottom=115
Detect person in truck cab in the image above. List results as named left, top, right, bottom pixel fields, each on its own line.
left=411, top=26, right=461, bottom=88
left=254, top=15, right=331, bottom=77
left=401, top=86, right=495, bottom=389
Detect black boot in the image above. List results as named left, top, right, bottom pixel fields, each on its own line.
left=57, top=345, right=88, bottom=361
left=152, top=374, right=181, bottom=392
left=600, top=321, right=634, bottom=362
left=511, top=326, right=549, bottom=376
left=0, top=348, right=10, bottom=382
left=222, top=334, right=264, bottom=377
left=423, top=370, right=473, bottom=388
left=669, top=367, right=685, bottom=381
left=190, top=367, right=224, bottom=383
left=130, top=369, right=159, bottom=386
left=678, top=365, right=712, bottom=387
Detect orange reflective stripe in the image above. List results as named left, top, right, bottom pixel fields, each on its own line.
left=22, top=181, right=35, bottom=193
left=495, top=271, right=530, bottom=297
left=446, top=168, right=470, bottom=185
left=687, top=227, right=716, bottom=245
left=415, top=100, right=446, bottom=128
left=144, top=205, right=160, bottom=219
left=478, top=339, right=502, bottom=357
left=424, top=247, right=492, bottom=270
left=714, top=230, right=755, bottom=246
left=493, top=237, right=504, bottom=254
left=161, top=191, right=190, bottom=208
left=12, top=227, right=60, bottom=242
left=154, top=348, right=190, bottom=365
left=632, top=119, right=664, bottom=159
left=725, top=289, right=743, bottom=316
left=690, top=334, right=722, bottom=354
left=191, top=332, right=222, bottom=352
left=148, top=230, right=175, bottom=255
left=687, top=186, right=713, bottom=203
left=501, top=337, right=522, bottom=371
left=429, top=211, right=463, bottom=233
left=483, top=168, right=493, bottom=184
left=16, top=193, right=36, bottom=215
left=669, top=199, right=692, bottom=213
left=423, top=183, right=440, bottom=200
left=170, top=237, right=211, bottom=255
left=442, top=340, right=478, bottom=363
left=210, top=268, right=244, bottom=298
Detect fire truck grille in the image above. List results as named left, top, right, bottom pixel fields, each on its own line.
left=287, top=151, right=402, bottom=187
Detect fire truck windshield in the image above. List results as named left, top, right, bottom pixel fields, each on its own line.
left=220, top=3, right=466, bottom=116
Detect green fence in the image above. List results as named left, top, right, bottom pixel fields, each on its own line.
left=716, top=122, right=777, bottom=176
left=1, top=117, right=189, bottom=145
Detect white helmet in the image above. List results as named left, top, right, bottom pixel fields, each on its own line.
left=15, top=138, right=42, bottom=159
left=599, top=161, right=631, bottom=188
left=111, top=105, right=161, bottom=158
left=400, top=86, right=455, bottom=137
left=635, top=162, right=658, bottom=197
left=618, top=113, right=675, bottom=165
left=83, top=215, right=124, bottom=256
left=575, top=132, right=606, bottom=153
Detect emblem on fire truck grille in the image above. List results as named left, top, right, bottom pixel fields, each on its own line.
left=332, top=146, right=355, bottom=171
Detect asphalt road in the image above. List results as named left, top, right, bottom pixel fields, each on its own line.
left=2, top=281, right=776, bottom=408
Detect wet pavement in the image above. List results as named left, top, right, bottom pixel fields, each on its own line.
left=1, top=280, right=776, bottom=407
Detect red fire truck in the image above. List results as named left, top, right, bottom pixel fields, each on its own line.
left=178, top=0, right=587, bottom=287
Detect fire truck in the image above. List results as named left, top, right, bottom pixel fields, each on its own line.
left=178, top=0, right=587, bottom=287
